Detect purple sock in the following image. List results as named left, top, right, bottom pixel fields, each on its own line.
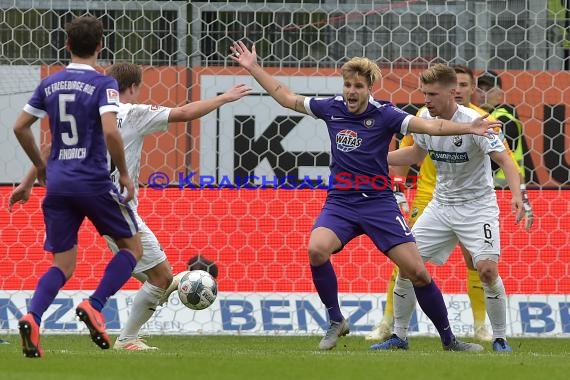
left=90, top=249, right=137, bottom=311
left=310, top=260, right=344, bottom=322
left=414, top=280, right=454, bottom=346
left=29, top=266, right=67, bottom=325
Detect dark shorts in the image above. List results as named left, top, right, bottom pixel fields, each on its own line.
left=42, top=189, right=138, bottom=253
left=312, top=191, right=415, bottom=254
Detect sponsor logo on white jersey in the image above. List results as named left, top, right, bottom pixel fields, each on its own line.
left=429, top=150, right=469, bottom=163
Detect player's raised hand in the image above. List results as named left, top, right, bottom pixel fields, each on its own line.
left=118, top=173, right=135, bottom=204
left=8, top=183, right=32, bottom=212
left=230, top=41, right=257, bottom=69
left=223, top=83, right=253, bottom=102
left=471, top=114, right=502, bottom=138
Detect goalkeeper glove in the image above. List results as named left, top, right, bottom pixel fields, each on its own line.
left=392, top=177, right=409, bottom=215
left=520, top=184, right=534, bottom=231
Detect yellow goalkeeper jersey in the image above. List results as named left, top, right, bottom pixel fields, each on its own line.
left=405, top=103, right=521, bottom=203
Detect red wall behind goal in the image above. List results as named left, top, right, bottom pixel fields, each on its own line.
left=1, top=188, right=568, bottom=294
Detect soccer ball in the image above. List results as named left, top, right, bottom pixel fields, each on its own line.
left=177, top=270, right=218, bottom=310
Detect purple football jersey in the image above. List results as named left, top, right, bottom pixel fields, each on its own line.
left=24, top=63, right=120, bottom=195
left=305, top=95, right=412, bottom=193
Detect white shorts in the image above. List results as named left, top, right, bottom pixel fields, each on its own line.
left=104, top=212, right=167, bottom=274
left=411, top=197, right=501, bottom=265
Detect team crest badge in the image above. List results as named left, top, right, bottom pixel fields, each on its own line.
left=363, top=118, right=375, bottom=128
left=452, top=135, right=463, bottom=147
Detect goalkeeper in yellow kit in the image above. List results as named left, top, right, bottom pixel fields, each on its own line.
left=366, top=64, right=534, bottom=342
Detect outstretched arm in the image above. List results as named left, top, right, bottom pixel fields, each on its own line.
left=230, top=41, right=308, bottom=114
left=407, top=115, right=501, bottom=138
left=390, top=135, right=418, bottom=180
left=388, top=144, right=428, bottom=167
left=169, top=83, right=252, bottom=123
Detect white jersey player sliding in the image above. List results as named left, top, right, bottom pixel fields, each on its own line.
left=9, top=63, right=251, bottom=350
left=371, top=64, right=524, bottom=353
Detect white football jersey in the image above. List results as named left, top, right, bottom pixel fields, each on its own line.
left=110, top=103, right=171, bottom=209
left=413, top=104, right=505, bottom=205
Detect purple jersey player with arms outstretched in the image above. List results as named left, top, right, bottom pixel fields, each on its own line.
left=12, top=15, right=142, bottom=358
left=231, top=41, right=500, bottom=351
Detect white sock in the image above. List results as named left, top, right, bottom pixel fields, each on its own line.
left=392, top=275, right=416, bottom=340
left=118, top=281, right=165, bottom=341
left=483, top=276, right=507, bottom=340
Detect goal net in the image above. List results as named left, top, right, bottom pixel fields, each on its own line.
left=1, top=0, right=569, bottom=337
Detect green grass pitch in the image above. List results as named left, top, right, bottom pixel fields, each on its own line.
left=1, top=335, right=569, bottom=380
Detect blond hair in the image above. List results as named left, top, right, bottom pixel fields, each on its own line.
left=341, top=57, right=381, bottom=87
left=420, top=63, right=457, bottom=87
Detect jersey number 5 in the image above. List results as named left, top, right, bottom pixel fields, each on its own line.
left=59, top=94, right=79, bottom=146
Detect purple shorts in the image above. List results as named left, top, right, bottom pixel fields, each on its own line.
left=313, top=191, right=415, bottom=254
left=42, top=189, right=138, bottom=253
